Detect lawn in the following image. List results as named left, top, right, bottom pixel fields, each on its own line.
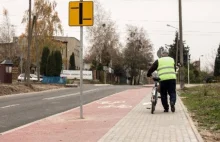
left=180, top=84, right=220, bottom=141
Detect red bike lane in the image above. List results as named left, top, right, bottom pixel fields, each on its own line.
left=0, top=87, right=151, bottom=142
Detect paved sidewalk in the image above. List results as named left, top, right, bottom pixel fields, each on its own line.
left=0, top=87, right=204, bottom=142
left=98, top=90, right=203, bottom=142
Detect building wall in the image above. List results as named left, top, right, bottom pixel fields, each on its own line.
left=54, top=36, right=80, bottom=70
left=84, top=63, right=91, bottom=70
left=1, top=36, right=80, bottom=71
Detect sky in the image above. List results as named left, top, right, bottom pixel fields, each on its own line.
left=1, top=0, right=220, bottom=71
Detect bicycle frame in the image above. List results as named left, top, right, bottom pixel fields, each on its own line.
left=152, top=81, right=158, bottom=104
left=151, top=77, right=160, bottom=114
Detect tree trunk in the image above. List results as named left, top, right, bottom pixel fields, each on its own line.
left=137, top=70, right=141, bottom=85
left=130, top=76, right=133, bottom=85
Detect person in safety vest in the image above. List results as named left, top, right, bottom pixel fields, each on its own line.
left=147, top=48, right=177, bottom=113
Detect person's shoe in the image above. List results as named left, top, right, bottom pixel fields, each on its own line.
left=164, top=109, right=169, bottom=112
left=171, top=103, right=175, bottom=113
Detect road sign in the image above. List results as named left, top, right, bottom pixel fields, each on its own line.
left=69, top=1, right=93, bottom=26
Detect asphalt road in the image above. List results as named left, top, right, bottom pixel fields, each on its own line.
left=0, top=84, right=142, bottom=133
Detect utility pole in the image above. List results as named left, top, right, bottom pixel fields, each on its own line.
left=35, top=16, right=40, bottom=81
left=188, top=52, right=190, bottom=84
left=175, top=32, right=179, bottom=66
left=26, top=0, right=32, bottom=86
left=176, top=32, right=179, bottom=84
left=179, top=0, right=184, bottom=89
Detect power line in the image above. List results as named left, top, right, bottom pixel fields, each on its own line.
left=14, top=27, right=220, bottom=35
left=1, top=13, right=220, bottom=24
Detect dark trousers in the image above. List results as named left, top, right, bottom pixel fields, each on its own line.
left=159, top=79, right=176, bottom=110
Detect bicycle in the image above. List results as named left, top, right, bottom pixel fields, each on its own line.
left=151, top=77, right=160, bottom=114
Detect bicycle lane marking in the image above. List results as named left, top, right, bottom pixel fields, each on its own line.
left=0, top=88, right=152, bottom=142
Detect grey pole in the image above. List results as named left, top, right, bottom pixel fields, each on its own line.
left=176, top=32, right=179, bottom=66
left=80, top=0, right=84, bottom=119
left=179, top=0, right=184, bottom=89
left=26, top=0, right=32, bottom=86
left=188, top=52, right=190, bottom=84
left=35, top=16, right=40, bottom=81
left=176, top=33, right=179, bottom=84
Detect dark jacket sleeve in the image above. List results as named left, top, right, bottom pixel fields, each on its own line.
left=147, top=60, right=158, bottom=77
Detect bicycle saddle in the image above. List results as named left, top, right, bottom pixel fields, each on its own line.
left=152, top=77, right=160, bottom=82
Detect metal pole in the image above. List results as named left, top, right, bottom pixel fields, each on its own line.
left=179, top=0, right=184, bottom=89
left=188, top=52, right=190, bottom=84
left=79, top=0, right=84, bottom=118
left=176, top=32, right=179, bottom=84
left=66, top=43, right=68, bottom=69
left=104, top=71, right=106, bottom=84
left=175, top=32, right=179, bottom=66
left=20, top=40, right=24, bottom=74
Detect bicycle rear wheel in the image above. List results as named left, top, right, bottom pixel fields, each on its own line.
left=151, top=89, right=158, bottom=114
left=151, top=101, right=155, bottom=114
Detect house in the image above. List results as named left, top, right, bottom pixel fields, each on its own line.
left=54, top=36, right=80, bottom=70
left=0, top=36, right=80, bottom=73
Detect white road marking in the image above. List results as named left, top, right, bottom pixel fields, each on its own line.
left=97, top=101, right=132, bottom=109
left=142, top=102, right=152, bottom=106
left=43, top=88, right=98, bottom=100
left=1, top=104, right=20, bottom=109
left=0, top=89, right=127, bottom=135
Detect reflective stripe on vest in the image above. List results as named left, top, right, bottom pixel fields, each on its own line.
left=157, top=57, right=176, bottom=81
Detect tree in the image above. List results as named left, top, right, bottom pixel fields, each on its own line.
left=113, top=53, right=126, bottom=83
left=168, top=32, right=190, bottom=67
left=54, top=50, right=62, bottom=75
left=0, top=8, right=16, bottom=60
left=123, top=25, right=154, bottom=85
left=86, top=0, right=121, bottom=69
left=204, top=48, right=216, bottom=74
left=22, top=0, right=63, bottom=66
left=40, top=46, right=50, bottom=75
left=214, top=45, right=220, bottom=77
left=69, top=52, right=76, bottom=70
left=46, top=51, right=56, bottom=76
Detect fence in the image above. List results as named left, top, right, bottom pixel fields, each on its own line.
left=42, top=76, right=66, bottom=84
left=92, top=70, right=116, bottom=84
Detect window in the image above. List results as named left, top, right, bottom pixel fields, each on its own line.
left=5, top=66, right=12, bottom=73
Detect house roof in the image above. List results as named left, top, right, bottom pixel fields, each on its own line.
left=1, top=60, right=13, bottom=65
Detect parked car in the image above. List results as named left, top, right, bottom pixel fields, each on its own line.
left=17, top=73, right=43, bottom=82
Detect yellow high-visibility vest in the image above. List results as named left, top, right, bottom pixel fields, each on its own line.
left=157, top=57, right=176, bottom=81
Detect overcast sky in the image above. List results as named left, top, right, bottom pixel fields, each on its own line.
left=1, top=0, right=220, bottom=70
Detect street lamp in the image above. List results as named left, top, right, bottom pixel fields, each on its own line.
left=186, top=50, right=190, bottom=84
left=102, top=23, right=109, bottom=84
left=167, top=24, right=180, bottom=84
left=167, top=24, right=178, bottom=30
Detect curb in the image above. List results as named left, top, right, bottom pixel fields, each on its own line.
left=94, top=84, right=111, bottom=86
left=0, top=88, right=127, bottom=136
left=65, top=84, right=79, bottom=87
left=0, top=87, right=70, bottom=99
left=142, top=85, right=154, bottom=87
left=178, top=95, right=204, bottom=142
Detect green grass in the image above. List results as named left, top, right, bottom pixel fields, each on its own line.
left=180, top=84, right=220, bottom=132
